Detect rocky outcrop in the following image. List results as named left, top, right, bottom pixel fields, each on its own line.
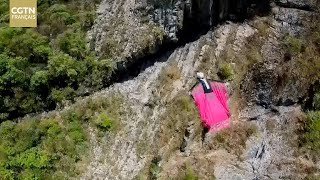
left=88, top=0, right=270, bottom=67
left=77, top=0, right=320, bottom=179
left=79, top=0, right=319, bottom=177
left=274, top=0, right=318, bottom=11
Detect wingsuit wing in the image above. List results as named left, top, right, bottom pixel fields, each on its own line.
left=191, top=81, right=231, bottom=132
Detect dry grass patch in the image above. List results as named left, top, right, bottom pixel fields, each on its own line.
left=61, top=93, right=126, bottom=137
left=156, top=94, right=202, bottom=159
left=251, top=17, right=272, bottom=39
left=157, top=62, right=181, bottom=97
left=208, top=122, right=258, bottom=157
left=217, top=63, right=234, bottom=81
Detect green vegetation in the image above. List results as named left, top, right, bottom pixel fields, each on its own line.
left=184, top=166, right=199, bottom=180
left=313, top=91, right=320, bottom=111
left=284, top=16, right=320, bottom=84
left=252, top=18, right=271, bottom=38
left=0, top=117, right=87, bottom=179
left=0, top=0, right=128, bottom=177
left=284, top=35, right=305, bottom=56
left=0, top=94, right=124, bottom=179
left=94, top=112, right=115, bottom=130
left=218, top=63, right=234, bottom=81
left=305, top=174, right=320, bottom=180
left=149, top=156, right=162, bottom=180
left=0, top=0, right=118, bottom=121
left=301, top=111, right=320, bottom=157
left=63, top=94, right=124, bottom=134
left=200, top=31, right=263, bottom=83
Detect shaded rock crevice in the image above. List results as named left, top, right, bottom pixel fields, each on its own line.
left=274, top=0, right=318, bottom=11
left=151, top=0, right=271, bottom=44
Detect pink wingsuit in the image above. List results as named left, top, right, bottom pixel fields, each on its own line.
left=191, top=81, right=231, bottom=133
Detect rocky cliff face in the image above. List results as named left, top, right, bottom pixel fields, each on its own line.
left=79, top=0, right=320, bottom=179
left=88, top=0, right=270, bottom=67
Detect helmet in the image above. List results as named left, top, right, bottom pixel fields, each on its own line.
left=196, top=72, right=205, bottom=79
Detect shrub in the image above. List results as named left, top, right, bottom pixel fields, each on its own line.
left=284, top=36, right=304, bottom=55
left=313, top=92, right=320, bottom=110
left=94, top=112, right=115, bottom=131
left=10, top=147, right=51, bottom=169
left=253, top=19, right=270, bottom=38
left=47, top=4, right=75, bottom=35
left=30, top=70, right=49, bottom=90
left=218, top=63, right=234, bottom=81
left=93, top=59, right=116, bottom=86
left=184, top=166, right=199, bottom=180
left=305, top=174, right=320, bottom=180
left=48, top=53, right=87, bottom=86
left=50, top=87, right=76, bottom=104
left=56, top=31, right=88, bottom=59
left=0, top=1, right=9, bottom=19
left=76, top=11, right=96, bottom=30
left=0, top=56, right=29, bottom=87
left=61, top=94, right=125, bottom=134
left=302, top=111, right=320, bottom=155
left=313, top=32, right=320, bottom=50
left=101, top=38, right=120, bottom=58
left=149, top=156, right=161, bottom=179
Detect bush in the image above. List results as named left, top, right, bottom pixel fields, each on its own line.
left=76, top=11, right=96, bottom=30
left=94, top=112, right=115, bottom=131
left=313, top=91, right=320, bottom=111
left=218, top=63, right=234, bottom=81
left=302, top=111, right=320, bottom=155
left=50, top=87, right=76, bottom=104
left=47, top=4, right=75, bottom=35
left=56, top=31, right=88, bottom=59
left=30, top=70, right=49, bottom=90
left=149, top=156, right=161, bottom=179
left=60, top=94, right=125, bottom=134
left=48, top=53, right=87, bottom=86
left=88, top=58, right=115, bottom=87
left=184, top=166, right=199, bottom=180
left=156, top=94, right=202, bottom=159
left=284, top=36, right=304, bottom=55
left=0, top=0, right=10, bottom=27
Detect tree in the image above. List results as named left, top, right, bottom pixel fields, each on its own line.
left=47, top=53, right=84, bottom=86
left=56, top=31, right=88, bottom=59
left=0, top=28, right=51, bottom=63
